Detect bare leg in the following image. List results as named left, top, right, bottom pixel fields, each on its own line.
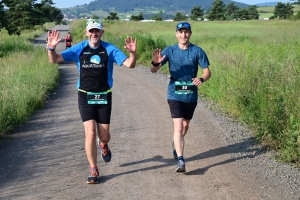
left=97, top=123, right=110, bottom=146
left=173, top=118, right=184, bottom=157
left=83, top=120, right=98, bottom=168
left=183, top=119, right=190, bottom=137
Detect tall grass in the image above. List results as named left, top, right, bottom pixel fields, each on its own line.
left=0, top=31, right=59, bottom=137
left=70, top=20, right=300, bottom=166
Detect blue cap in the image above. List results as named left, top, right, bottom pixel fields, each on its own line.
left=176, top=22, right=191, bottom=31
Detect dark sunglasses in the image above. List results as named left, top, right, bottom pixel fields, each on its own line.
left=176, top=22, right=191, bottom=29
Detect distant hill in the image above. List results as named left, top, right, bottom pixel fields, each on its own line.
left=86, top=0, right=249, bottom=13
left=61, top=0, right=251, bottom=19
left=256, top=2, right=278, bottom=6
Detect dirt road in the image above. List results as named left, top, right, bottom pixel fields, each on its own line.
left=0, top=25, right=299, bottom=200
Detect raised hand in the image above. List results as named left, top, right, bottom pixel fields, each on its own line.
left=152, top=48, right=165, bottom=64
left=123, top=36, right=137, bottom=53
left=47, top=29, right=61, bottom=48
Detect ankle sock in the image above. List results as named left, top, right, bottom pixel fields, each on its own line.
left=100, top=143, right=108, bottom=149
left=178, top=156, right=184, bottom=162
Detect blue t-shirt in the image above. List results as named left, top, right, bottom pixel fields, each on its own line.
left=61, top=40, right=127, bottom=92
left=161, top=43, right=210, bottom=103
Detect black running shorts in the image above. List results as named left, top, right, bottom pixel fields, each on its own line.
left=167, top=99, right=197, bottom=120
left=78, top=91, right=112, bottom=124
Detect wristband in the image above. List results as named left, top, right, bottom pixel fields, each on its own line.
left=47, top=46, right=55, bottom=51
left=199, top=78, right=205, bottom=83
left=151, top=61, right=160, bottom=67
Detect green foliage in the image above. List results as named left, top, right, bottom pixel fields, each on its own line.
left=173, top=12, right=188, bottom=21
left=131, top=12, right=144, bottom=21
left=105, top=12, right=119, bottom=20
left=0, top=38, right=59, bottom=135
left=190, top=6, right=204, bottom=20
left=274, top=2, right=294, bottom=19
left=226, top=2, right=239, bottom=20
left=207, top=0, right=226, bottom=20
left=248, top=5, right=259, bottom=19
left=151, top=10, right=163, bottom=21
left=2, top=0, right=63, bottom=36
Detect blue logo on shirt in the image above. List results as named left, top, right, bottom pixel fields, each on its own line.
left=90, top=55, right=101, bottom=64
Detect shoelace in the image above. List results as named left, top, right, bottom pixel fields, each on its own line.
left=90, top=167, right=99, bottom=177
left=102, top=147, right=109, bottom=156
left=100, top=143, right=109, bottom=156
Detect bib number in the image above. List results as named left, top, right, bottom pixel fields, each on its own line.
left=175, top=81, right=194, bottom=94
left=87, top=92, right=108, bottom=104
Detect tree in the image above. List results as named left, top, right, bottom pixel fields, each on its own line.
left=273, top=2, right=294, bottom=19
left=2, top=0, right=63, bottom=35
left=130, top=12, right=144, bottom=21
left=173, top=12, right=187, bottom=21
left=105, top=12, right=119, bottom=20
left=237, top=8, right=249, bottom=20
left=0, top=1, right=7, bottom=31
left=151, top=10, right=163, bottom=21
left=3, top=0, right=37, bottom=36
left=207, top=0, right=226, bottom=20
left=248, top=5, right=259, bottom=19
left=226, top=2, right=239, bottom=20
left=190, top=6, right=204, bottom=21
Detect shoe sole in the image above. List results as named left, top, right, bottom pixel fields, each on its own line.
left=86, top=177, right=99, bottom=184
left=175, top=167, right=186, bottom=173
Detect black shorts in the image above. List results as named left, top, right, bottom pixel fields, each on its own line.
left=78, top=91, right=112, bottom=124
left=167, top=99, right=197, bottom=120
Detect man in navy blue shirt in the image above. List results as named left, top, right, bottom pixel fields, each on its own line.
left=150, top=22, right=211, bottom=173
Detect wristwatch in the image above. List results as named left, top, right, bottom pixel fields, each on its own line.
left=151, top=61, right=160, bottom=67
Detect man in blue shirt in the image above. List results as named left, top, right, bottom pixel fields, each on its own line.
left=47, top=19, right=137, bottom=184
left=150, top=22, right=211, bottom=173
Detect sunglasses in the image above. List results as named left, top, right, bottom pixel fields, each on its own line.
left=176, top=22, right=191, bottom=30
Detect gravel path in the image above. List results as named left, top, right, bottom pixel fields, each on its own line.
left=0, top=25, right=299, bottom=200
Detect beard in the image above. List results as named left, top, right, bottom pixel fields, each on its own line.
left=89, top=37, right=100, bottom=45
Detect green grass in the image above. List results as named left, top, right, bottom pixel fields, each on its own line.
left=0, top=25, right=60, bottom=136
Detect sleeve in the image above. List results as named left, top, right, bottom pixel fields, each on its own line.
left=198, top=49, right=210, bottom=69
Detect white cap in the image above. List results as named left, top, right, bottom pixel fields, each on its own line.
left=86, top=19, right=103, bottom=31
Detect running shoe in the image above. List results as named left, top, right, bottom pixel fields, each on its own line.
left=100, top=143, right=112, bottom=163
left=171, top=138, right=178, bottom=160
left=175, top=160, right=186, bottom=173
left=86, top=167, right=99, bottom=184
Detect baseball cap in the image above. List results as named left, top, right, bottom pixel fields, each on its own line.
left=86, top=19, right=103, bottom=31
left=176, top=22, right=191, bottom=31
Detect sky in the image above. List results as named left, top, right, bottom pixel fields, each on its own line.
left=51, top=0, right=290, bottom=8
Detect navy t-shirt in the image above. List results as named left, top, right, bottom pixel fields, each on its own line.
left=161, top=43, right=210, bottom=103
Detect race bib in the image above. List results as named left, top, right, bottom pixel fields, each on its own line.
left=175, top=81, right=195, bottom=94
left=87, top=91, right=108, bottom=104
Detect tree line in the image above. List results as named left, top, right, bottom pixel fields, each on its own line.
left=0, top=0, right=63, bottom=36
left=104, top=0, right=300, bottom=21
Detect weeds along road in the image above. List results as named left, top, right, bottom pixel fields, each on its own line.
left=0, top=25, right=299, bottom=200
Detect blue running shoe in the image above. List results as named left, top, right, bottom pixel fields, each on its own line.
left=176, top=160, right=186, bottom=173
left=86, top=167, right=99, bottom=184
left=100, top=143, right=112, bottom=163
left=171, top=138, right=178, bottom=160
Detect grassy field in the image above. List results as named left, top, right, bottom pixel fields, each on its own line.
left=0, top=24, right=59, bottom=138
left=258, top=4, right=300, bottom=18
